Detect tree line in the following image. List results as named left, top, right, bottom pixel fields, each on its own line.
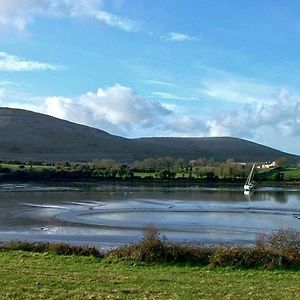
left=0, top=157, right=264, bottom=181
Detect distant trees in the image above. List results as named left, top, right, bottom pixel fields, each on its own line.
left=0, top=156, right=295, bottom=182
left=274, top=171, right=285, bottom=181
left=275, top=157, right=288, bottom=168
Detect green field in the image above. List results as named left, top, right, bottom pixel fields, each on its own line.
left=281, top=168, right=300, bottom=180
left=2, top=161, right=300, bottom=183
left=257, top=167, right=300, bottom=181
left=1, top=250, right=300, bottom=300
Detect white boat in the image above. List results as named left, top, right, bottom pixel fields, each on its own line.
left=244, top=163, right=256, bottom=192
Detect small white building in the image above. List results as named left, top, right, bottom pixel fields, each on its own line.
left=256, top=161, right=276, bottom=169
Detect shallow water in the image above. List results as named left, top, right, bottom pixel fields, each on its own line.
left=0, top=182, right=300, bottom=250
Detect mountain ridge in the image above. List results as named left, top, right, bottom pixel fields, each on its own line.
left=0, top=107, right=298, bottom=163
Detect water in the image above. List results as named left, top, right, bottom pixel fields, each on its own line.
left=0, top=182, right=300, bottom=250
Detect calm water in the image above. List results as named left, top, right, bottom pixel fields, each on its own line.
left=0, top=182, right=300, bottom=250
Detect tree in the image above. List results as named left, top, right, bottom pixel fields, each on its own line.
left=275, top=157, right=288, bottom=168
left=274, top=171, right=284, bottom=181
left=156, top=169, right=176, bottom=179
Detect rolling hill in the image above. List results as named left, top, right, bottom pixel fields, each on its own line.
left=0, top=107, right=298, bottom=163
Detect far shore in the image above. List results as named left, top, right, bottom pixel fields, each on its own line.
left=1, top=177, right=300, bottom=188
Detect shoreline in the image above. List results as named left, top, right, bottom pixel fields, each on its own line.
left=1, top=177, right=300, bottom=187
left=1, top=226, right=300, bottom=269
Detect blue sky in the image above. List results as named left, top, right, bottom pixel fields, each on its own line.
left=0, top=0, right=300, bottom=155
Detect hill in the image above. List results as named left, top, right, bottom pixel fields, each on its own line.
left=0, top=107, right=298, bottom=163
left=137, top=137, right=298, bottom=162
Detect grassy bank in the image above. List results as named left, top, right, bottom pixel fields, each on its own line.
left=3, top=228, right=300, bottom=269
left=1, top=250, right=300, bottom=300
left=1, top=228, right=300, bottom=299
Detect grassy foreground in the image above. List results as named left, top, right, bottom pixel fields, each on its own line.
left=0, top=250, right=300, bottom=300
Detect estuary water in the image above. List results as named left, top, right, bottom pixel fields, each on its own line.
left=0, top=182, right=300, bottom=250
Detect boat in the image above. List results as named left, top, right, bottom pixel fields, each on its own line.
left=244, top=163, right=256, bottom=192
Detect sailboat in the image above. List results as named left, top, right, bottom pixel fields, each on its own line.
left=244, top=163, right=256, bottom=192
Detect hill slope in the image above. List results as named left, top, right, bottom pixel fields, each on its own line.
left=0, top=107, right=298, bottom=163
left=137, top=137, right=297, bottom=162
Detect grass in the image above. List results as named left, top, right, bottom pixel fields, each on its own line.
left=257, top=167, right=300, bottom=181
left=4, top=228, right=300, bottom=269
left=1, top=229, right=300, bottom=299
left=282, top=168, right=300, bottom=180
left=133, top=171, right=156, bottom=178
left=0, top=250, right=300, bottom=300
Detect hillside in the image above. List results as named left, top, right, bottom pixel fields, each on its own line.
left=0, top=107, right=298, bottom=163
left=137, top=137, right=296, bottom=162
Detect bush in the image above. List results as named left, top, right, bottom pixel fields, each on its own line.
left=210, top=247, right=290, bottom=269
left=108, top=226, right=169, bottom=263
left=2, top=241, right=103, bottom=257
left=2, top=228, right=300, bottom=269
left=108, top=226, right=214, bottom=264
left=256, top=228, right=300, bottom=249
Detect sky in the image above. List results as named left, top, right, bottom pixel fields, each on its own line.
left=0, top=0, right=300, bottom=154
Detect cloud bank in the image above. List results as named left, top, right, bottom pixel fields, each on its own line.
left=36, top=84, right=170, bottom=135
left=2, top=82, right=300, bottom=153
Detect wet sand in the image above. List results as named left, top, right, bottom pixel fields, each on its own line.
left=0, top=182, right=300, bottom=250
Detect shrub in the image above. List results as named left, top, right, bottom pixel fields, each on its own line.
left=108, top=226, right=214, bottom=264
left=2, top=241, right=103, bottom=257
left=2, top=228, right=300, bottom=269
left=108, top=226, right=169, bottom=263
left=210, top=247, right=248, bottom=268
left=256, top=228, right=300, bottom=250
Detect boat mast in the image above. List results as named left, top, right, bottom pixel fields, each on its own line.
left=245, top=163, right=256, bottom=185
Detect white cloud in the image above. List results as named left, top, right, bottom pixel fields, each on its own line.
left=164, top=115, right=207, bottom=136
left=0, top=80, right=14, bottom=86
left=79, top=84, right=170, bottom=128
left=0, top=0, right=139, bottom=34
left=0, top=52, right=61, bottom=71
left=0, top=0, right=57, bottom=32
left=162, top=32, right=200, bottom=42
left=201, top=89, right=300, bottom=140
left=207, top=120, right=231, bottom=137
left=45, top=96, right=75, bottom=120
left=0, top=0, right=101, bottom=18
left=142, top=80, right=178, bottom=88
left=2, top=80, right=300, bottom=153
left=95, top=10, right=139, bottom=32
left=41, top=86, right=212, bottom=138
left=17, top=84, right=170, bottom=135
left=199, top=78, right=279, bottom=104
left=152, top=91, right=197, bottom=101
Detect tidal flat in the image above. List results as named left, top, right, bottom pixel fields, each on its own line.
left=0, top=182, right=300, bottom=249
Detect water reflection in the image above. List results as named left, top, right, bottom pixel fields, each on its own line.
left=244, top=190, right=290, bottom=203
left=0, top=182, right=299, bottom=249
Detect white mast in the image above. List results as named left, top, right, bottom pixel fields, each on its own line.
left=244, top=163, right=256, bottom=192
